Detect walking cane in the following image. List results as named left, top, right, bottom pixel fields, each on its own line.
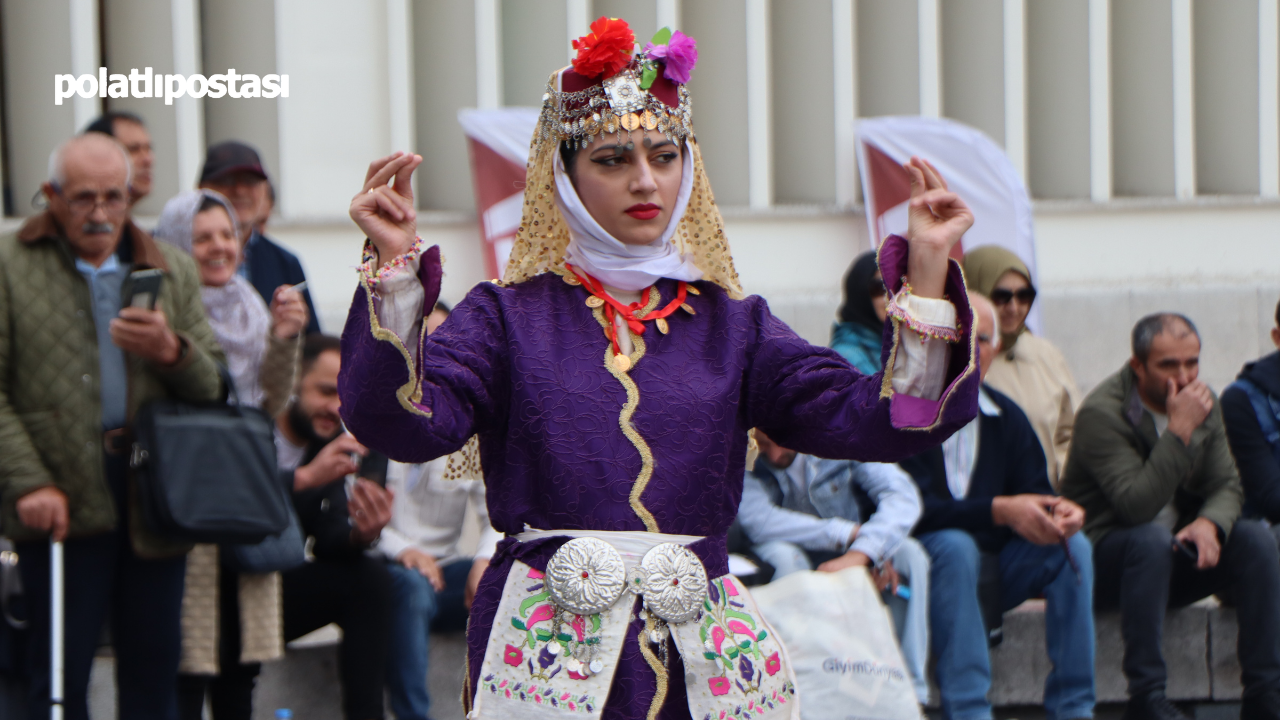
left=50, top=539, right=63, bottom=720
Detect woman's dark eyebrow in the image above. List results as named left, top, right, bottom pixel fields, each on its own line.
left=589, top=139, right=677, bottom=156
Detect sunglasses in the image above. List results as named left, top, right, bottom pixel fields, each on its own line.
left=990, top=287, right=1037, bottom=306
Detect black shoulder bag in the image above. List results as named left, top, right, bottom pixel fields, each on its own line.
left=131, top=366, right=290, bottom=544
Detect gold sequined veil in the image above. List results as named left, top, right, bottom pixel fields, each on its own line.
left=500, top=70, right=744, bottom=299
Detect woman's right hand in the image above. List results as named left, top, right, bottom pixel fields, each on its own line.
left=350, top=152, right=423, bottom=266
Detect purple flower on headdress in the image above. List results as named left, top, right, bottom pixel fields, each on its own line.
left=644, top=31, right=698, bottom=84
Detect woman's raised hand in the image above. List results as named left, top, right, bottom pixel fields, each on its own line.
left=903, top=156, right=973, bottom=299
left=270, top=285, right=310, bottom=339
left=350, top=152, right=423, bottom=265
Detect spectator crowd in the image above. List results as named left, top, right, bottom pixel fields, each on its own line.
left=3, top=112, right=1280, bottom=720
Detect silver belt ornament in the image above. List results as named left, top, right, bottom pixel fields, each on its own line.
left=545, top=538, right=708, bottom=623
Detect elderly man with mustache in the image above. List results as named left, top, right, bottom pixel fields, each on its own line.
left=0, top=132, right=223, bottom=720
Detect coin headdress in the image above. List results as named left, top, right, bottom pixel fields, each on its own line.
left=501, top=17, right=744, bottom=298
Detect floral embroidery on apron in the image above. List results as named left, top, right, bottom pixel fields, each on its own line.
left=471, top=561, right=631, bottom=719
left=671, top=576, right=799, bottom=719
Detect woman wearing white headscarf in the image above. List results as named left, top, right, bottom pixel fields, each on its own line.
left=339, top=17, right=982, bottom=720
left=154, top=189, right=308, bottom=720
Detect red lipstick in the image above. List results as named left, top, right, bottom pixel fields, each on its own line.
left=625, top=203, right=661, bottom=220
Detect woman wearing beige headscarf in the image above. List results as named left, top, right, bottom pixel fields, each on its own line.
left=964, top=246, right=1080, bottom=488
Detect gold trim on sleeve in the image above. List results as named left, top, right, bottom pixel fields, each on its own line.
left=360, top=273, right=433, bottom=419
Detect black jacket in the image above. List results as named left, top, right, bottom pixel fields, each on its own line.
left=243, top=230, right=321, bottom=335
left=900, top=385, right=1054, bottom=553
left=284, top=439, right=388, bottom=562
left=1222, top=351, right=1280, bottom=522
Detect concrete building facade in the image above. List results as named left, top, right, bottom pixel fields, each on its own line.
left=2, top=0, right=1279, bottom=393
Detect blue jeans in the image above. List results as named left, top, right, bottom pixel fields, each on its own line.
left=385, top=558, right=474, bottom=720
left=920, top=530, right=1095, bottom=720
left=752, top=539, right=932, bottom=705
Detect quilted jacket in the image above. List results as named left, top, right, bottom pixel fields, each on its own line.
left=0, top=212, right=224, bottom=556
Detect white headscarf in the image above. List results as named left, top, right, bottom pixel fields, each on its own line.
left=555, top=142, right=703, bottom=292
left=153, top=190, right=272, bottom=408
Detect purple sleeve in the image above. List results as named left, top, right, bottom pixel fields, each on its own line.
left=746, top=234, right=979, bottom=462
left=338, top=247, right=509, bottom=464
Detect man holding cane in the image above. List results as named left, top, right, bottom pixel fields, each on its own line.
left=0, top=133, right=223, bottom=720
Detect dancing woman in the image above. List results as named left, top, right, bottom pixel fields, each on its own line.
left=340, top=18, right=979, bottom=720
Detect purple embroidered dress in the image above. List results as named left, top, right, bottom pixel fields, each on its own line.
left=339, top=234, right=979, bottom=718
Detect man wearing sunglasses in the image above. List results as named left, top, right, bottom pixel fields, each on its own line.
left=0, top=132, right=223, bottom=720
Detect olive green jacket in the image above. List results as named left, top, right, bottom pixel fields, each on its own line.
left=0, top=213, right=224, bottom=556
left=1061, top=364, right=1243, bottom=543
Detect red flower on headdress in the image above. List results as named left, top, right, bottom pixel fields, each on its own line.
left=572, top=17, right=635, bottom=79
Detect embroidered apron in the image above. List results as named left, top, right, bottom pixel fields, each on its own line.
left=468, top=531, right=799, bottom=720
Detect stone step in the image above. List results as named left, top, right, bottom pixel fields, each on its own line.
left=17, top=599, right=1244, bottom=718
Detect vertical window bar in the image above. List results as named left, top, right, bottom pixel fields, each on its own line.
left=1172, top=0, right=1195, bottom=198
left=1003, top=0, right=1027, bottom=183
left=171, top=0, right=203, bottom=192
left=387, top=0, right=416, bottom=198
left=1088, top=0, right=1111, bottom=201
left=918, top=0, right=940, bottom=118
left=1261, top=0, right=1279, bottom=197
left=746, top=0, right=772, bottom=208
left=475, top=0, right=502, bottom=110
left=656, top=0, right=680, bottom=31
left=833, top=0, right=857, bottom=207
left=69, top=0, right=101, bottom=131
left=566, top=0, right=589, bottom=60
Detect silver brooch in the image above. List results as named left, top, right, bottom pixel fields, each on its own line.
left=545, top=537, right=626, bottom=616
left=639, top=543, right=708, bottom=623
left=603, top=71, right=645, bottom=115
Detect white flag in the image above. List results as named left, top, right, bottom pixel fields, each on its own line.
left=856, top=116, right=1040, bottom=332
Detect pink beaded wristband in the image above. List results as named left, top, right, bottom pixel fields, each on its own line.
left=358, top=236, right=426, bottom=289
left=886, top=279, right=961, bottom=343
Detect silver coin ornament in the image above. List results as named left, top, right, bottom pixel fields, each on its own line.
left=589, top=660, right=604, bottom=674
left=545, top=537, right=627, bottom=616
left=639, top=543, right=708, bottom=623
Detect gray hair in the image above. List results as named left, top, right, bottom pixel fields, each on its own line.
left=972, top=292, right=1001, bottom=352
left=1132, top=313, right=1200, bottom=363
left=47, top=133, right=132, bottom=188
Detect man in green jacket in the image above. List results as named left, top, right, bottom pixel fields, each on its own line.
left=0, top=133, right=223, bottom=720
left=1062, top=313, right=1280, bottom=720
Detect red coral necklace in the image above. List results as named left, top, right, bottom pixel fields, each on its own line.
left=565, top=264, right=693, bottom=372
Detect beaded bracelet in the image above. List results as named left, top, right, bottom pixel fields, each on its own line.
left=886, top=279, right=962, bottom=343
left=358, top=236, right=426, bottom=289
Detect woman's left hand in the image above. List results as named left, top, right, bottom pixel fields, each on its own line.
left=271, top=285, right=310, bottom=339
left=903, top=157, right=973, bottom=299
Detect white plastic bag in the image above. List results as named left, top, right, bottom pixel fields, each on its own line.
left=752, top=568, right=921, bottom=720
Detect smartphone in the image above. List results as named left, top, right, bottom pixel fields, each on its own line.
left=1173, top=538, right=1199, bottom=561
left=358, top=452, right=389, bottom=487
left=128, top=269, right=164, bottom=310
